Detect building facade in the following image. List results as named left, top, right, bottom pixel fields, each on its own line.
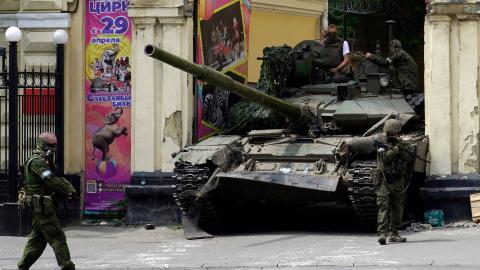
left=425, top=0, right=480, bottom=175
left=0, top=0, right=327, bottom=209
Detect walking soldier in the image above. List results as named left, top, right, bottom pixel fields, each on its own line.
left=17, top=132, right=76, bottom=270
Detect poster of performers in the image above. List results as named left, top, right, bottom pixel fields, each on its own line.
left=84, top=0, right=132, bottom=215
left=196, top=0, right=251, bottom=140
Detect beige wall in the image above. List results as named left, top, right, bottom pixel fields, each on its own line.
left=425, top=1, right=480, bottom=174
left=248, top=0, right=327, bottom=82
left=0, top=0, right=69, bottom=11
left=129, top=0, right=194, bottom=172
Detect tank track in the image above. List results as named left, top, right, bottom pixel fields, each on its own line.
left=172, top=162, right=223, bottom=232
left=347, top=160, right=378, bottom=232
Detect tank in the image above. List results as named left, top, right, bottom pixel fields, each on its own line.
left=144, top=44, right=428, bottom=239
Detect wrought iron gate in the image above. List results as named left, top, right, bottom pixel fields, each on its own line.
left=0, top=46, right=62, bottom=203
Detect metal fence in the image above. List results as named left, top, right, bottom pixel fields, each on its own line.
left=0, top=46, right=60, bottom=203
left=17, top=67, right=57, bottom=168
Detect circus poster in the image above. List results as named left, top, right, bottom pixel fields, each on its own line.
left=84, top=0, right=132, bottom=215
left=196, top=0, right=251, bottom=141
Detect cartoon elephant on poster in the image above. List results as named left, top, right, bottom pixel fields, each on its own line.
left=91, top=107, right=128, bottom=161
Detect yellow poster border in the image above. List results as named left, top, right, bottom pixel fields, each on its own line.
left=199, top=120, right=222, bottom=141
left=225, top=68, right=247, bottom=80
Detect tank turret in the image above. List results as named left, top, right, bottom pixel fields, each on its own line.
left=145, top=44, right=417, bottom=135
left=144, top=44, right=313, bottom=129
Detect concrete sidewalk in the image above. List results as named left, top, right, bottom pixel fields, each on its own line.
left=0, top=225, right=479, bottom=269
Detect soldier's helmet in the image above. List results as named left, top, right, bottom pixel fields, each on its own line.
left=383, top=119, right=402, bottom=133
left=389, top=39, right=402, bottom=50
left=37, top=132, right=58, bottom=152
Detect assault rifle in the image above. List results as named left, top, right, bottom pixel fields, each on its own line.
left=373, top=140, right=430, bottom=164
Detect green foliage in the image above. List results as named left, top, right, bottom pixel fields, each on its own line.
left=395, top=0, right=426, bottom=59
left=330, top=15, right=360, bottom=40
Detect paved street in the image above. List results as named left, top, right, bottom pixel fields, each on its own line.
left=1, top=224, right=480, bottom=269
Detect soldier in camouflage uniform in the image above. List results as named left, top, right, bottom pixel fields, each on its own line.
left=375, top=119, right=411, bottom=245
left=17, top=132, right=76, bottom=270
left=366, top=39, right=418, bottom=92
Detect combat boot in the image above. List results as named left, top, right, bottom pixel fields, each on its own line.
left=377, top=235, right=387, bottom=245
left=388, top=234, right=407, bottom=243
left=57, top=262, right=75, bottom=270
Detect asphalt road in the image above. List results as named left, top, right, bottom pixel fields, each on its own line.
left=1, top=225, right=480, bottom=269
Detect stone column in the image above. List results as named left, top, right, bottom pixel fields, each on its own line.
left=422, top=2, right=480, bottom=221
left=425, top=15, right=452, bottom=174
left=457, top=16, right=480, bottom=173
left=425, top=1, right=480, bottom=175
left=129, top=0, right=193, bottom=172
left=157, top=18, right=194, bottom=171
left=131, top=17, right=158, bottom=172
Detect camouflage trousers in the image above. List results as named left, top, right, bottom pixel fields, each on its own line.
left=376, top=176, right=405, bottom=236
left=18, top=213, right=74, bottom=270
left=394, top=71, right=418, bottom=92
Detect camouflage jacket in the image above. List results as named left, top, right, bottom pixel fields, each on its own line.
left=369, top=50, right=418, bottom=90
left=376, top=137, right=412, bottom=181
left=24, top=149, right=76, bottom=199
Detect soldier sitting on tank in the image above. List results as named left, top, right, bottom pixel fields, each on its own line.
left=319, top=24, right=351, bottom=83
left=365, top=39, right=418, bottom=93
left=375, top=119, right=412, bottom=245
left=17, top=132, right=76, bottom=270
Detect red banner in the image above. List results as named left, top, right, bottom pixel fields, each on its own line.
left=22, top=88, right=56, bottom=114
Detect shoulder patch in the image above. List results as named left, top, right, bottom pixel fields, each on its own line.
left=40, top=170, right=52, bottom=179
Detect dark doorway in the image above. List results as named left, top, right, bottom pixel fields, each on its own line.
left=328, top=0, right=427, bottom=91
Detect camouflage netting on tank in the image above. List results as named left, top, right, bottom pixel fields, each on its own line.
left=256, top=45, right=294, bottom=96
left=224, top=46, right=294, bottom=134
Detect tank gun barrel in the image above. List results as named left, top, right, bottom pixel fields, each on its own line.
left=144, top=44, right=311, bottom=124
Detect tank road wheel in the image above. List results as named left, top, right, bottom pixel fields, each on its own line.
left=348, top=161, right=378, bottom=232
left=405, top=93, right=425, bottom=117
left=172, top=162, right=224, bottom=232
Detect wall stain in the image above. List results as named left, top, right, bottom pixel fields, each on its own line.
left=462, top=133, right=479, bottom=171
left=471, top=106, right=479, bottom=117
left=163, top=111, right=183, bottom=146
left=460, top=133, right=474, bottom=154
